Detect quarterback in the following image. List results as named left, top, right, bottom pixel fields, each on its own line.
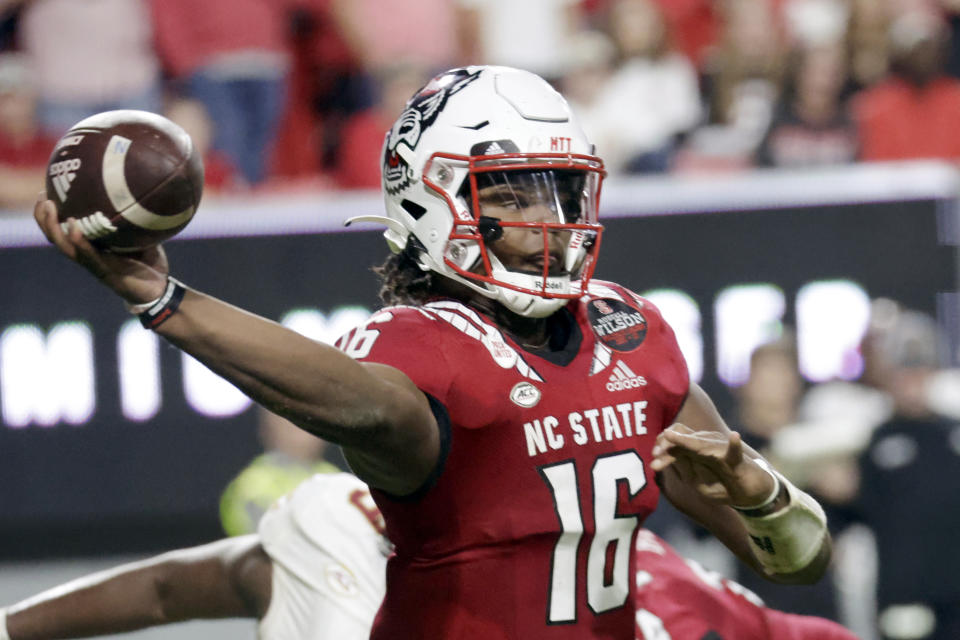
left=34, top=65, right=831, bottom=639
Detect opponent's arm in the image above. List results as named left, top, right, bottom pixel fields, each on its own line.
left=653, top=383, right=832, bottom=585
left=2, top=536, right=271, bottom=640
left=34, top=199, right=439, bottom=495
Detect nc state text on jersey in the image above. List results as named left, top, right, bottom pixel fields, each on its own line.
left=523, top=401, right=648, bottom=457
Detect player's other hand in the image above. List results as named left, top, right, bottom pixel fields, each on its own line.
left=34, top=195, right=169, bottom=304
left=651, top=423, right=777, bottom=508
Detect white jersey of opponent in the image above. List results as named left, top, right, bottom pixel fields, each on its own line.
left=257, top=472, right=389, bottom=640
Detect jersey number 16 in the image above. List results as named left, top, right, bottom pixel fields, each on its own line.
left=539, top=450, right=648, bottom=624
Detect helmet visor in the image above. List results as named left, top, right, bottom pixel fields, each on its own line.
left=472, top=169, right=594, bottom=226
left=458, top=167, right=602, bottom=285
left=426, top=151, right=605, bottom=300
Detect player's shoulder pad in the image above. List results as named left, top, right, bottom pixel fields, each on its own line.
left=334, top=304, right=440, bottom=351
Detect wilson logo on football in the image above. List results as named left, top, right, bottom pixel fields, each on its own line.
left=606, top=361, right=647, bottom=392
left=48, top=157, right=82, bottom=202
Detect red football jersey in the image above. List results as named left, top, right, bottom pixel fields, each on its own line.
left=633, top=530, right=859, bottom=640
left=337, top=280, right=689, bottom=639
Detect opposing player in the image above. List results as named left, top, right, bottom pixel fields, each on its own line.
left=633, top=530, right=858, bottom=640
left=34, top=65, right=832, bottom=638
left=0, top=473, right=387, bottom=640
left=0, top=496, right=841, bottom=640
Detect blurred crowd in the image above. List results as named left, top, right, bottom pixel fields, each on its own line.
left=646, top=298, right=960, bottom=640
left=5, top=0, right=960, bottom=209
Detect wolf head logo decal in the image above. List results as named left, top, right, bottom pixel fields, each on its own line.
left=383, top=68, right=482, bottom=195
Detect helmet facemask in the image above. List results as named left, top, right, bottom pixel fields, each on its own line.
left=423, top=152, right=605, bottom=317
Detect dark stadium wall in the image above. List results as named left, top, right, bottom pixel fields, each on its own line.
left=0, top=197, right=955, bottom=558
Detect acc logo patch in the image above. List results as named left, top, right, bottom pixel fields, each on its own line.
left=510, top=382, right=542, bottom=408
left=587, top=298, right=647, bottom=352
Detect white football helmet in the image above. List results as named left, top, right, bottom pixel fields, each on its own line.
left=348, top=65, right=606, bottom=318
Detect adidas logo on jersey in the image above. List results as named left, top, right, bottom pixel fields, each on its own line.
left=606, top=361, right=647, bottom=392
left=49, top=157, right=81, bottom=202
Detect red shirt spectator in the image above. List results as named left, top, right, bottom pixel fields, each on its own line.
left=855, top=10, right=960, bottom=162
left=855, top=75, right=960, bottom=161
left=149, top=0, right=287, bottom=79
left=334, top=110, right=386, bottom=189
left=581, top=0, right=720, bottom=69
left=334, top=64, right=431, bottom=190
left=0, top=53, right=58, bottom=210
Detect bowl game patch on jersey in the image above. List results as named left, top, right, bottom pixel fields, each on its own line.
left=587, top=298, right=647, bottom=351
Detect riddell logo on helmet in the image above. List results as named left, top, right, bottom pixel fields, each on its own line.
left=606, top=361, right=647, bottom=392
left=531, top=279, right=565, bottom=291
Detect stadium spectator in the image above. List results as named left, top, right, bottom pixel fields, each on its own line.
left=164, top=98, right=240, bottom=194
left=0, top=3, right=22, bottom=52
left=571, top=0, right=702, bottom=174
left=149, top=0, right=290, bottom=186
left=847, top=0, right=893, bottom=89
left=676, top=0, right=787, bottom=171
left=33, top=65, right=833, bottom=639
left=455, top=0, right=583, bottom=80
left=0, top=52, right=56, bottom=211
left=730, top=335, right=844, bottom=622
left=796, top=297, right=898, bottom=437
left=580, top=0, right=720, bottom=70
left=854, top=10, right=960, bottom=162
left=939, top=0, right=960, bottom=78
left=559, top=30, right=618, bottom=138
left=334, top=62, right=432, bottom=190
left=848, top=307, right=960, bottom=640
left=734, top=335, right=805, bottom=456
left=329, top=0, right=461, bottom=72
left=220, top=407, right=341, bottom=536
left=755, top=41, right=860, bottom=168
left=16, top=0, right=162, bottom=137
left=268, top=0, right=363, bottom=180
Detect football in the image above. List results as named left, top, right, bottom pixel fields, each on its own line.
left=45, top=110, right=204, bottom=252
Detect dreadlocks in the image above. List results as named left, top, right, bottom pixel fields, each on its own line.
left=373, top=241, right=437, bottom=307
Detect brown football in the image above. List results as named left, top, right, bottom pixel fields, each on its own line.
left=45, top=110, right=204, bottom=252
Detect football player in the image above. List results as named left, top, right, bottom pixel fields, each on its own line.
left=0, top=473, right=387, bottom=640
left=34, top=65, right=832, bottom=639
left=0, top=496, right=846, bottom=640
left=633, top=530, right=858, bottom=640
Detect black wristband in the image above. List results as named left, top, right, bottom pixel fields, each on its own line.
left=138, top=277, right=186, bottom=329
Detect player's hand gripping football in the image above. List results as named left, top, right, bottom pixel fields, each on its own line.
left=34, top=195, right=169, bottom=305
left=650, top=423, right=778, bottom=509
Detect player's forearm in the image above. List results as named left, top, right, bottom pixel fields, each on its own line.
left=5, top=562, right=175, bottom=639
left=153, top=289, right=397, bottom=445
left=762, top=534, right=832, bottom=585
left=4, top=538, right=265, bottom=639
left=659, top=454, right=832, bottom=585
